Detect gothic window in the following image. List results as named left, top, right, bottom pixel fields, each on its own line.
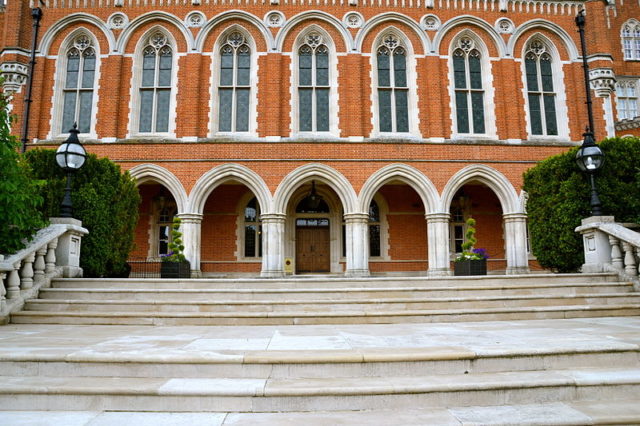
left=61, top=34, right=96, bottom=134
left=376, top=34, right=409, bottom=133
left=218, top=32, right=251, bottom=132
left=616, top=80, right=639, bottom=120
left=524, top=40, right=558, bottom=136
left=138, top=32, right=173, bottom=133
left=298, top=33, right=330, bottom=132
left=368, top=200, right=381, bottom=257
left=452, top=37, right=485, bottom=134
left=244, top=197, right=262, bottom=258
left=621, top=21, right=640, bottom=60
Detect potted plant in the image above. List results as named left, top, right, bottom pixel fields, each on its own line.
left=454, top=217, right=489, bottom=276
left=160, top=217, right=191, bottom=278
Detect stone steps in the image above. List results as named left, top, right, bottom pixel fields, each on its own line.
left=22, top=293, right=640, bottom=313
left=1, top=367, right=639, bottom=412
left=11, top=304, right=640, bottom=325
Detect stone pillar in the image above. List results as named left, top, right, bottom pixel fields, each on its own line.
left=426, top=213, right=451, bottom=276
left=177, top=213, right=203, bottom=278
left=575, top=216, right=616, bottom=273
left=261, top=213, right=286, bottom=277
left=503, top=213, right=530, bottom=275
left=344, top=213, right=370, bottom=277
left=589, top=68, right=616, bottom=138
left=49, top=218, right=89, bottom=278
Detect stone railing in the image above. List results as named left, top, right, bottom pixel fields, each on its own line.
left=576, top=216, right=640, bottom=290
left=0, top=218, right=88, bottom=324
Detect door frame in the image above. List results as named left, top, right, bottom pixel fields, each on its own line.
left=295, top=219, right=331, bottom=273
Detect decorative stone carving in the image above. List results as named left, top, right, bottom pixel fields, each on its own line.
left=114, top=0, right=123, bottom=6
left=422, top=15, right=440, bottom=31
left=589, top=68, right=616, bottom=97
left=108, top=13, right=128, bottom=30
left=496, top=18, right=514, bottom=34
left=0, top=62, right=28, bottom=94
left=192, top=0, right=201, bottom=4
left=186, top=11, right=205, bottom=28
left=265, top=11, right=284, bottom=28
left=344, top=12, right=363, bottom=29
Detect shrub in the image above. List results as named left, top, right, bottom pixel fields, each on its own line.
left=523, top=137, right=640, bottom=272
left=0, top=92, right=45, bottom=255
left=25, top=149, right=141, bottom=277
left=161, top=217, right=186, bottom=263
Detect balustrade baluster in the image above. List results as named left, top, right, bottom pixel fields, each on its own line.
left=34, top=247, right=46, bottom=282
left=7, top=264, right=21, bottom=299
left=20, top=253, right=35, bottom=290
left=609, top=236, right=624, bottom=270
left=0, top=272, right=5, bottom=311
left=45, top=239, right=58, bottom=273
left=622, top=242, right=638, bottom=277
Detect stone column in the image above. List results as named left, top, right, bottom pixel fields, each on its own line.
left=503, top=213, right=530, bottom=275
left=177, top=213, right=203, bottom=278
left=50, top=218, right=88, bottom=278
left=589, top=68, right=616, bottom=138
left=344, top=213, right=370, bottom=277
left=260, top=213, right=286, bottom=278
left=426, top=213, right=451, bottom=276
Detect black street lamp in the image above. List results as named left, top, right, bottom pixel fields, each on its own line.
left=575, top=9, right=604, bottom=216
left=55, top=124, right=87, bottom=218
left=20, top=4, right=44, bottom=154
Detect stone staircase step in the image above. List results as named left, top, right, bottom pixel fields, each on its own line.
left=2, top=347, right=638, bottom=379
left=11, top=304, right=640, bottom=326
left=0, top=368, right=638, bottom=412
left=50, top=272, right=623, bottom=290
left=22, top=293, right=640, bottom=313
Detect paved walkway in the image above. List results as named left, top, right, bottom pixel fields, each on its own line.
left=1, top=317, right=639, bottom=425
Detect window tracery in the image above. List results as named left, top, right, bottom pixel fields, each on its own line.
left=524, top=40, right=558, bottom=136
left=61, top=34, right=96, bottom=134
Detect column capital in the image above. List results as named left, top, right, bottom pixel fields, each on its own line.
left=260, top=213, right=287, bottom=223
left=176, top=213, right=203, bottom=224
left=589, top=67, right=616, bottom=98
left=343, top=212, right=369, bottom=223
left=425, top=212, right=450, bottom=222
left=502, top=212, right=528, bottom=222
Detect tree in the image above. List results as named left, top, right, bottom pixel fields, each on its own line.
left=523, top=137, right=640, bottom=272
left=0, top=91, right=45, bottom=255
left=26, top=149, right=141, bottom=277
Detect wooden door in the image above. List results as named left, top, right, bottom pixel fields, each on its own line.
left=296, top=226, right=330, bottom=273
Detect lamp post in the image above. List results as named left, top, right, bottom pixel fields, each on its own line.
left=575, top=9, right=605, bottom=216
left=20, top=4, right=44, bottom=153
left=55, top=124, right=87, bottom=218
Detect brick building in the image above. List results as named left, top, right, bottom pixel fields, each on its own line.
left=0, top=0, right=636, bottom=277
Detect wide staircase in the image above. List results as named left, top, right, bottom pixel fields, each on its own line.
left=2, top=272, right=640, bottom=423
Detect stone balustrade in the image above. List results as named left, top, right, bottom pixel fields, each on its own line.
left=576, top=216, right=640, bottom=289
left=0, top=218, right=88, bottom=324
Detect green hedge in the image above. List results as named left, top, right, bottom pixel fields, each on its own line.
left=0, top=92, right=45, bottom=255
left=25, top=149, right=140, bottom=277
left=523, top=137, right=640, bottom=272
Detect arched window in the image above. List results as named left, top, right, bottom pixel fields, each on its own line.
left=138, top=32, right=173, bottom=134
left=61, top=34, right=96, bottom=134
left=376, top=34, right=408, bottom=133
left=298, top=32, right=330, bottom=132
left=524, top=40, right=558, bottom=136
left=244, top=197, right=262, bottom=258
left=616, top=80, right=639, bottom=120
left=157, top=205, right=176, bottom=256
left=621, top=20, right=640, bottom=60
left=452, top=37, right=485, bottom=134
left=218, top=31, right=251, bottom=132
left=368, top=200, right=381, bottom=257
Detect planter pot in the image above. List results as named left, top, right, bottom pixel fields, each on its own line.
left=454, top=259, right=487, bottom=276
left=161, top=260, right=191, bottom=278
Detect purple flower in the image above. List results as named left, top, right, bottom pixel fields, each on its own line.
left=472, top=248, right=489, bottom=259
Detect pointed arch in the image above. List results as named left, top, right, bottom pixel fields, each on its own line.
left=508, top=19, right=578, bottom=60
left=277, top=10, right=353, bottom=52
left=274, top=164, right=357, bottom=214
left=188, top=164, right=272, bottom=215
left=116, top=11, right=193, bottom=54
left=359, top=164, right=439, bottom=214
left=40, top=13, right=115, bottom=55
left=356, top=12, right=430, bottom=54
left=196, top=10, right=272, bottom=52
left=433, top=15, right=504, bottom=57
left=439, top=165, right=520, bottom=214
left=128, top=164, right=188, bottom=214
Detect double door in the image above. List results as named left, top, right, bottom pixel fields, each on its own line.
left=295, top=218, right=330, bottom=273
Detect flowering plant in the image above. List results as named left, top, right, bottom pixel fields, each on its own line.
left=454, top=217, right=490, bottom=262
left=161, top=217, right=186, bottom=262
